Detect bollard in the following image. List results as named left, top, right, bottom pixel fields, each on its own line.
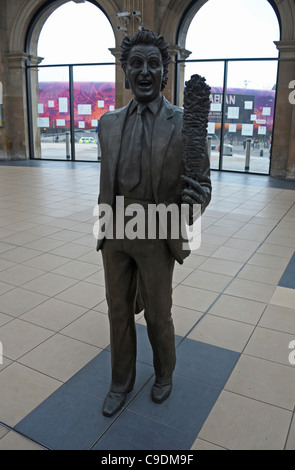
left=97, top=138, right=101, bottom=161
left=207, top=135, right=212, bottom=162
left=245, top=138, right=251, bottom=171
left=66, top=131, right=70, bottom=159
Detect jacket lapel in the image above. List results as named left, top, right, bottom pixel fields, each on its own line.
left=108, top=104, right=129, bottom=181
left=151, top=97, right=175, bottom=201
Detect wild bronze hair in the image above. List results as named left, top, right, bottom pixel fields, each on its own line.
left=120, top=29, right=171, bottom=91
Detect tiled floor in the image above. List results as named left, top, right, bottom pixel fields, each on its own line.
left=0, top=160, right=295, bottom=450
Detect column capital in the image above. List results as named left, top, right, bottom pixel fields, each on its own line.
left=6, top=52, right=29, bottom=69
left=178, top=48, right=192, bottom=61
left=6, top=52, right=44, bottom=69
left=275, top=41, right=295, bottom=60
left=109, top=47, right=121, bottom=61
left=27, top=55, right=44, bottom=67
left=167, top=45, right=192, bottom=62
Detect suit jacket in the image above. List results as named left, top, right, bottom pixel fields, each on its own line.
left=96, top=95, right=212, bottom=265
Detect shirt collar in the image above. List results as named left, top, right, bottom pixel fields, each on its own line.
left=129, top=95, right=163, bottom=116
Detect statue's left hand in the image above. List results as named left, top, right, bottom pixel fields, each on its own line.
left=181, top=175, right=211, bottom=215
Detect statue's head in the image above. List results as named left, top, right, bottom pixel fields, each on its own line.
left=120, top=29, right=171, bottom=103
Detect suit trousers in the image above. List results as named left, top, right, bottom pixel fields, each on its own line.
left=101, top=233, right=176, bottom=393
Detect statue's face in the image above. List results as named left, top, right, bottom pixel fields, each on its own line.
left=125, top=44, right=164, bottom=103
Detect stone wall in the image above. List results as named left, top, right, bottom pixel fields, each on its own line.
left=271, top=42, right=295, bottom=179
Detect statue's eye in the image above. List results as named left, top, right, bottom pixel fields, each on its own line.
left=149, top=60, right=160, bottom=68
left=130, top=59, right=142, bottom=68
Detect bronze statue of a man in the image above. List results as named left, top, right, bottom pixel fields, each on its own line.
left=96, top=29, right=212, bottom=417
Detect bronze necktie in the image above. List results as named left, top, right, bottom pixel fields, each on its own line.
left=123, top=104, right=146, bottom=191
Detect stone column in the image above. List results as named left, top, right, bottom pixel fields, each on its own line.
left=176, top=48, right=192, bottom=107
left=287, top=86, right=295, bottom=179
left=5, top=52, right=29, bottom=159
left=160, top=44, right=179, bottom=104
left=109, top=47, right=133, bottom=109
left=27, top=55, right=44, bottom=159
left=271, top=41, right=295, bottom=179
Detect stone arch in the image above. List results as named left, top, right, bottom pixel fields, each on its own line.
left=160, top=0, right=206, bottom=47
left=9, top=1, right=65, bottom=54
left=160, top=0, right=285, bottom=48
left=8, top=0, right=122, bottom=55
left=275, top=0, right=295, bottom=41
left=5, top=0, right=125, bottom=160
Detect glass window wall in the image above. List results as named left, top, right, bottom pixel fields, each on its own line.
left=182, top=58, right=278, bottom=174
left=27, top=63, right=115, bottom=161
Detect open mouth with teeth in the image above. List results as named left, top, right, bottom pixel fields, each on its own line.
left=138, top=80, right=152, bottom=89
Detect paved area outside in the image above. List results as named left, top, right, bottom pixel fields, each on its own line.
left=39, top=142, right=271, bottom=174
left=0, top=160, right=295, bottom=450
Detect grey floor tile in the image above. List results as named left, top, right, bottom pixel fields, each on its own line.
left=129, top=374, right=221, bottom=438
left=175, top=338, right=240, bottom=388
left=15, top=383, right=110, bottom=450
left=92, top=410, right=194, bottom=450
left=67, top=349, right=154, bottom=401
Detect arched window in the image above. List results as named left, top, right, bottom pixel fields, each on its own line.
left=37, top=1, right=115, bottom=80
left=180, top=0, right=280, bottom=174
left=27, top=1, right=116, bottom=161
left=185, top=0, right=280, bottom=60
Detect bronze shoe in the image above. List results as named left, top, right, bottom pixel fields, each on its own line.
left=151, top=381, right=172, bottom=404
left=102, top=391, right=127, bottom=417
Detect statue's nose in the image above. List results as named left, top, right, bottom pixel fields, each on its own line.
left=141, top=61, right=149, bottom=75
